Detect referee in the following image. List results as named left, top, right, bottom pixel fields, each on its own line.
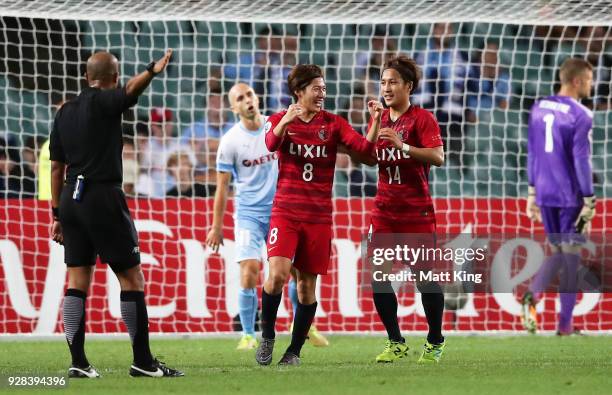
left=50, top=50, right=183, bottom=378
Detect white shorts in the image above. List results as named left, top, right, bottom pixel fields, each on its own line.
left=234, top=215, right=270, bottom=262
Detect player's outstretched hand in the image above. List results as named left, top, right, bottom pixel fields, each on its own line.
left=368, top=100, right=384, bottom=121
left=153, top=49, right=173, bottom=74
left=525, top=187, right=541, bottom=222
left=378, top=127, right=403, bottom=149
left=205, top=227, right=223, bottom=253
left=51, top=220, right=64, bottom=245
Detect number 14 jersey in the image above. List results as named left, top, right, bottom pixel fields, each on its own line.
left=372, top=105, right=443, bottom=225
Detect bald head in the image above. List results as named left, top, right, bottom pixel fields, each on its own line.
left=86, top=52, right=119, bottom=87
left=228, top=83, right=253, bottom=105
left=228, top=83, right=260, bottom=120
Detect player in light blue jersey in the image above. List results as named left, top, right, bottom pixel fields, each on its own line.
left=206, top=83, right=276, bottom=350
left=523, top=58, right=596, bottom=335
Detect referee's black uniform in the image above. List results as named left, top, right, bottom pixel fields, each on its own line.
left=50, top=87, right=140, bottom=272
left=51, top=51, right=182, bottom=378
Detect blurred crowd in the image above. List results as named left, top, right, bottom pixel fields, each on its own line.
left=0, top=23, right=609, bottom=199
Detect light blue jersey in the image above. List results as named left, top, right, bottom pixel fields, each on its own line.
left=217, top=116, right=277, bottom=338
left=216, top=115, right=278, bottom=219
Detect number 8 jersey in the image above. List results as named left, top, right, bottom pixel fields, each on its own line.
left=266, top=109, right=375, bottom=224
left=372, top=105, right=443, bottom=226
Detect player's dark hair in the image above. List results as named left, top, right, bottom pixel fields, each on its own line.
left=287, top=64, right=324, bottom=101
left=559, top=57, right=592, bottom=85
left=382, top=55, right=421, bottom=93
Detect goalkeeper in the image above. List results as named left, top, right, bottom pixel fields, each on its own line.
left=523, top=57, right=596, bottom=335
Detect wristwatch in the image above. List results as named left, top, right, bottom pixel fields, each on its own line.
left=145, top=61, right=157, bottom=75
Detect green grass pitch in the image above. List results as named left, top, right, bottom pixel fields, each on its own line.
left=1, top=335, right=610, bottom=395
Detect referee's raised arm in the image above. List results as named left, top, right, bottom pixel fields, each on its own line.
left=124, top=49, right=173, bottom=98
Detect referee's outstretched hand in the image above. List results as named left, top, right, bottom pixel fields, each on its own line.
left=153, top=49, right=173, bottom=74
left=51, top=220, right=64, bottom=245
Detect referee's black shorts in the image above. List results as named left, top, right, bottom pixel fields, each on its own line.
left=59, top=182, right=141, bottom=273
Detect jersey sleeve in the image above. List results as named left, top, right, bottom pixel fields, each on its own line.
left=572, top=109, right=594, bottom=196
left=337, top=115, right=375, bottom=155
left=95, top=87, right=139, bottom=116
left=49, top=111, right=66, bottom=163
left=526, top=107, right=536, bottom=187
left=216, top=134, right=235, bottom=173
left=416, top=110, right=443, bottom=148
left=265, top=112, right=286, bottom=152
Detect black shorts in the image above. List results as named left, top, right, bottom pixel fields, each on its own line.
left=59, top=182, right=140, bottom=273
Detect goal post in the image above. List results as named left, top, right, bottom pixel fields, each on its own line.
left=0, top=0, right=610, bottom=335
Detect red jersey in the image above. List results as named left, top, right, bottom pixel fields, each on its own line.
left=371, top=105, right=443, bottom=225
left=266, top=110, right=375, bottom=224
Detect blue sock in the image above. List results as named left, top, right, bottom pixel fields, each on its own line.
left=288, top=279, right=298, bottom=318
left=239, top=288, right=257, bottom=336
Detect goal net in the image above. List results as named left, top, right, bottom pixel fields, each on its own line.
left=0, top=0, right=610, bottom=335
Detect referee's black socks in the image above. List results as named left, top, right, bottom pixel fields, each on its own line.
left=261, top=289, right=282, bottom=339
left=286, top=301, right=318, bottom=357
left=63, top=288, right=90, bottom=368
left=120, top=291, right=154, bottom=367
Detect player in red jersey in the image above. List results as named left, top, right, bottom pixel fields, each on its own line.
left=255, top=64, right=383, bottom=366
left=369, top=55, right=447, bottom=364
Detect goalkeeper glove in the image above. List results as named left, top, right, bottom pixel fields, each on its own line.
left=526, top=186, right=541, bottom=222
left=575, top=195, right=596, bottom=233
